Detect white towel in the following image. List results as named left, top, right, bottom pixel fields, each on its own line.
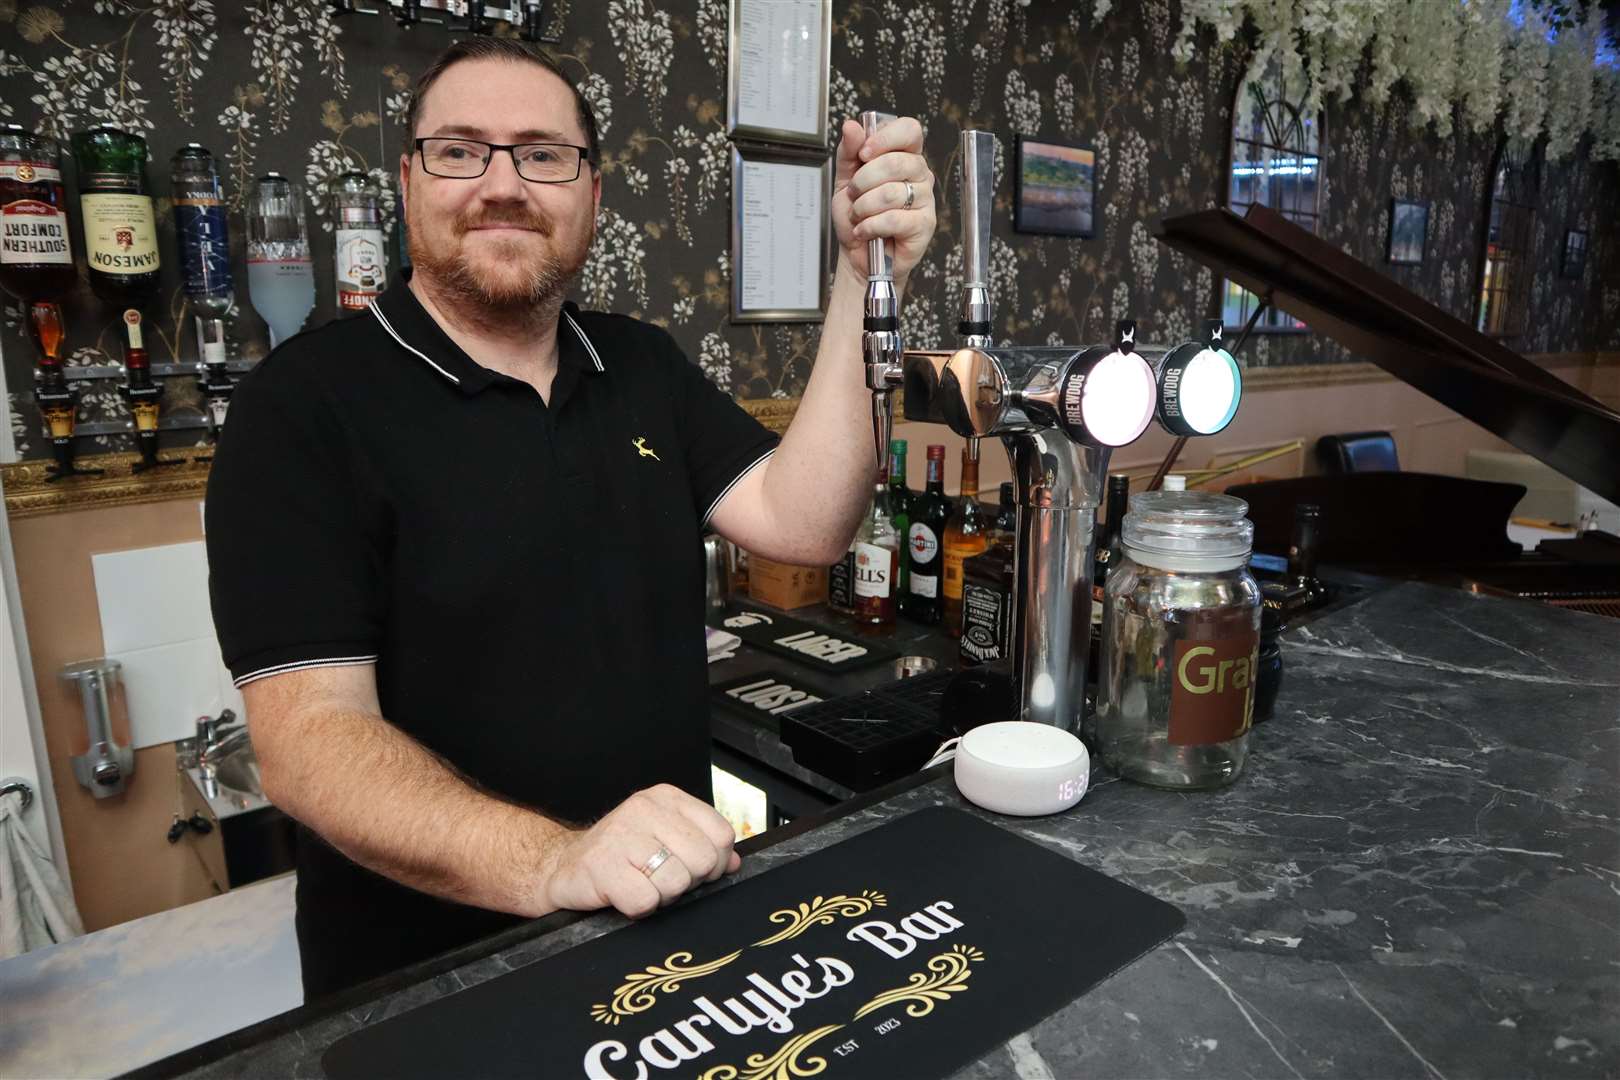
left=706, top=627, right=741, bottom=664
left=0, top=789, right=84, bottom=959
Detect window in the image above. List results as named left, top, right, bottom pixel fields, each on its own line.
left=1223, top=56, right=1323, bottom=332
left=1476, top=142, right=1538, bottom=337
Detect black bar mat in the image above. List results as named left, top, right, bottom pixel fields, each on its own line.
left=712, top=670, right=832, bottom=733
left=322, top=806, right=1185, bottom=1080
left=712, top=607, right=897, bottom=673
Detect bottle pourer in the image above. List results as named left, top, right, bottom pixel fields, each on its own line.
left=860, top=110, right=905, bottom=469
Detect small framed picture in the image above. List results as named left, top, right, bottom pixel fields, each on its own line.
left=1562, top=230, right=1587, bottom=278
left=1013, top=136, right=1095, bottom=238
left=729, top=143, right=830, bottom=323
left=1387, top=199, right=1428, bottom=265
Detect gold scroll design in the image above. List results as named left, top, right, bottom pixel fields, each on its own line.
left=697, top=1024, right=846, bottom=1080
left=590, top=949, right=743, bottom=1026
left=587, top=890, right=886, bottom=1026
left=852, top=944, right=986, bottom=1020
left=695, top=945, right=985, bottom=1079
left=752, top=890, right=888, bottom=948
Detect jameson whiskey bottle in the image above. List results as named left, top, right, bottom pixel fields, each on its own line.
left=888, top=439, right=910, bottom=595
left=942, top=446, right=991, bottom=638
left=331, top=171, right=386, bottom=310
left=903, top=444, right=950, bottom=624
left=851, top=465, right=900, bottom=628
left=71, top=127, right=160, bottom=307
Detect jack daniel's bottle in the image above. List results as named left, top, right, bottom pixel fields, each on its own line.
left=960, top=483, right=1016, bottom=668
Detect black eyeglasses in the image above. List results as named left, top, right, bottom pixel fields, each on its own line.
left=413, top=138, right=592, bottom=183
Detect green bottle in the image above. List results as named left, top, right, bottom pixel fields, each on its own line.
left=71, top=127, right=161, bottom=307
left=888, top=439, right=910, bottom=597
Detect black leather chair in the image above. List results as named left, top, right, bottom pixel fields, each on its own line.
left=1315, top=431, right=1400, bottom=474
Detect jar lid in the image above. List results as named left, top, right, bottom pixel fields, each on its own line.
left=1123, top=490, right=1253, bottom=568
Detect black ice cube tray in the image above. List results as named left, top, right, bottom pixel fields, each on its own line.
left=778, top=671, right=955, bottom=791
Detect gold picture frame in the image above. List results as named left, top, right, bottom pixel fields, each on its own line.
left=3, top=398, right=810, bottom=519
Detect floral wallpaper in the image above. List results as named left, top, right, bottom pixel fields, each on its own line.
left=0, top=0, right=1615, bottom=462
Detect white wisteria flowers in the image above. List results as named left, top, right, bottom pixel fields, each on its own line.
left=1174, top=0, right=1618, bottom=160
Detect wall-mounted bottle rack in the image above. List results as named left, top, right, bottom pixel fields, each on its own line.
left=328, top=0, right=560, bottom=41
left=36, top=359, right=254, bottom=438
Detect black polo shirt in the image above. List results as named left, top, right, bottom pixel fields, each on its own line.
left=205, top=281, right=777, bottom=997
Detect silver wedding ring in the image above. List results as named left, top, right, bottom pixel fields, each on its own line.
left=903, top=180, right=916, bottom=210
left=640, top=844, right=673, bottom=877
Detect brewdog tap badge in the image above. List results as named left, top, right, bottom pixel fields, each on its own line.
left=323, top=808, right=1186, bottom=1080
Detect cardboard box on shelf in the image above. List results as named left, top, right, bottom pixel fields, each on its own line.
left=746, top=555, right=828, bottom=610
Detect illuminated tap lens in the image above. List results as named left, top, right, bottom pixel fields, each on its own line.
left=1078, top=349, right=1157, bottom=447
left=1155, top=342, right=1243, bottom=437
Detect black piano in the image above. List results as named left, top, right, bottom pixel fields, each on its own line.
left=1156, top=204, right=1620, bottom=619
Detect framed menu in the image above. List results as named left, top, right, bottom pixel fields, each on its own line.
left=727, top=0, right=832, bottom=149
left=730, top=145, right=830, bottom=323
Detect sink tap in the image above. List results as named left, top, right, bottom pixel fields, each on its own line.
left=859, top=110, right=905, bottom=469
left=196, top=709, right=246, bottom=767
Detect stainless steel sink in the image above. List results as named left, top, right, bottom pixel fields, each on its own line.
left=212, top=741, right=264, bottom=799
left=179, top=735, right=293, bottom=892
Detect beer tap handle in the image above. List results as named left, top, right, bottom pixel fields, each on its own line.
left=861, top=112, right=897, bottom=282
left=1116, top=319, right=1137, bottom=353
left=958, top=129, right=996, bottom=347
left=859, top=110, right=902, bottom=469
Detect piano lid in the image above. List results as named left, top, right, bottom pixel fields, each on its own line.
left=1156, top=204, right=1620, bottom=504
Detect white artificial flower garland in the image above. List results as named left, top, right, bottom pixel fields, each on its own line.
left=1174, top=0, right=1619, bottom=161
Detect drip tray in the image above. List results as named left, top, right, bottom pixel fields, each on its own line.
left=779, top=672, right=954, bottom=791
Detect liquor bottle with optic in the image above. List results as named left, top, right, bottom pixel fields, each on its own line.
left=246, top=173, right=315, bottom=347
left=171, top=144, right=234, bottom=361
left=71, top=127, right=160, bottom=309
left=331, top=171, right=386, bottom=311
left=0, top=126, right=94, bottom=475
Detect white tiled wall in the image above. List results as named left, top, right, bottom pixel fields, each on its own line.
left=90, top=542, right=243, bottom=750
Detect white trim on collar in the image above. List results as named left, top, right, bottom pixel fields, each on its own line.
left=369, top=302, right=462, bottom=385
left=564, top=310, right=606, bottom=372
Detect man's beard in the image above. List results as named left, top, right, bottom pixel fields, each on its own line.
left=409, top=207, right=591, bottom=319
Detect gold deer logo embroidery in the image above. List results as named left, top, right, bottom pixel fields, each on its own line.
left=632, top=437, right=661, bottom=461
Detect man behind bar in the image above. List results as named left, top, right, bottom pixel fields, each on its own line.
left=205, top=38, right=938, bottom=997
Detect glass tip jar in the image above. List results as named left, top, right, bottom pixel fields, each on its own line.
left=1096, top=490, right=1261, bottom=790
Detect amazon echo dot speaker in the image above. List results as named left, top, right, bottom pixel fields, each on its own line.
left=954, top=721, right=1090, bottom=816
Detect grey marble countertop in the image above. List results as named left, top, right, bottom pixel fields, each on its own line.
left=139, top=582, right=1620, bottom=1079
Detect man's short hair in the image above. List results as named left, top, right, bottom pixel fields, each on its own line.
left=405, top=37, right=599, bottom=167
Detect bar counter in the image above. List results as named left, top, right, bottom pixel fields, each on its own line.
left=135, top=581, right=1620, bottom=1079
